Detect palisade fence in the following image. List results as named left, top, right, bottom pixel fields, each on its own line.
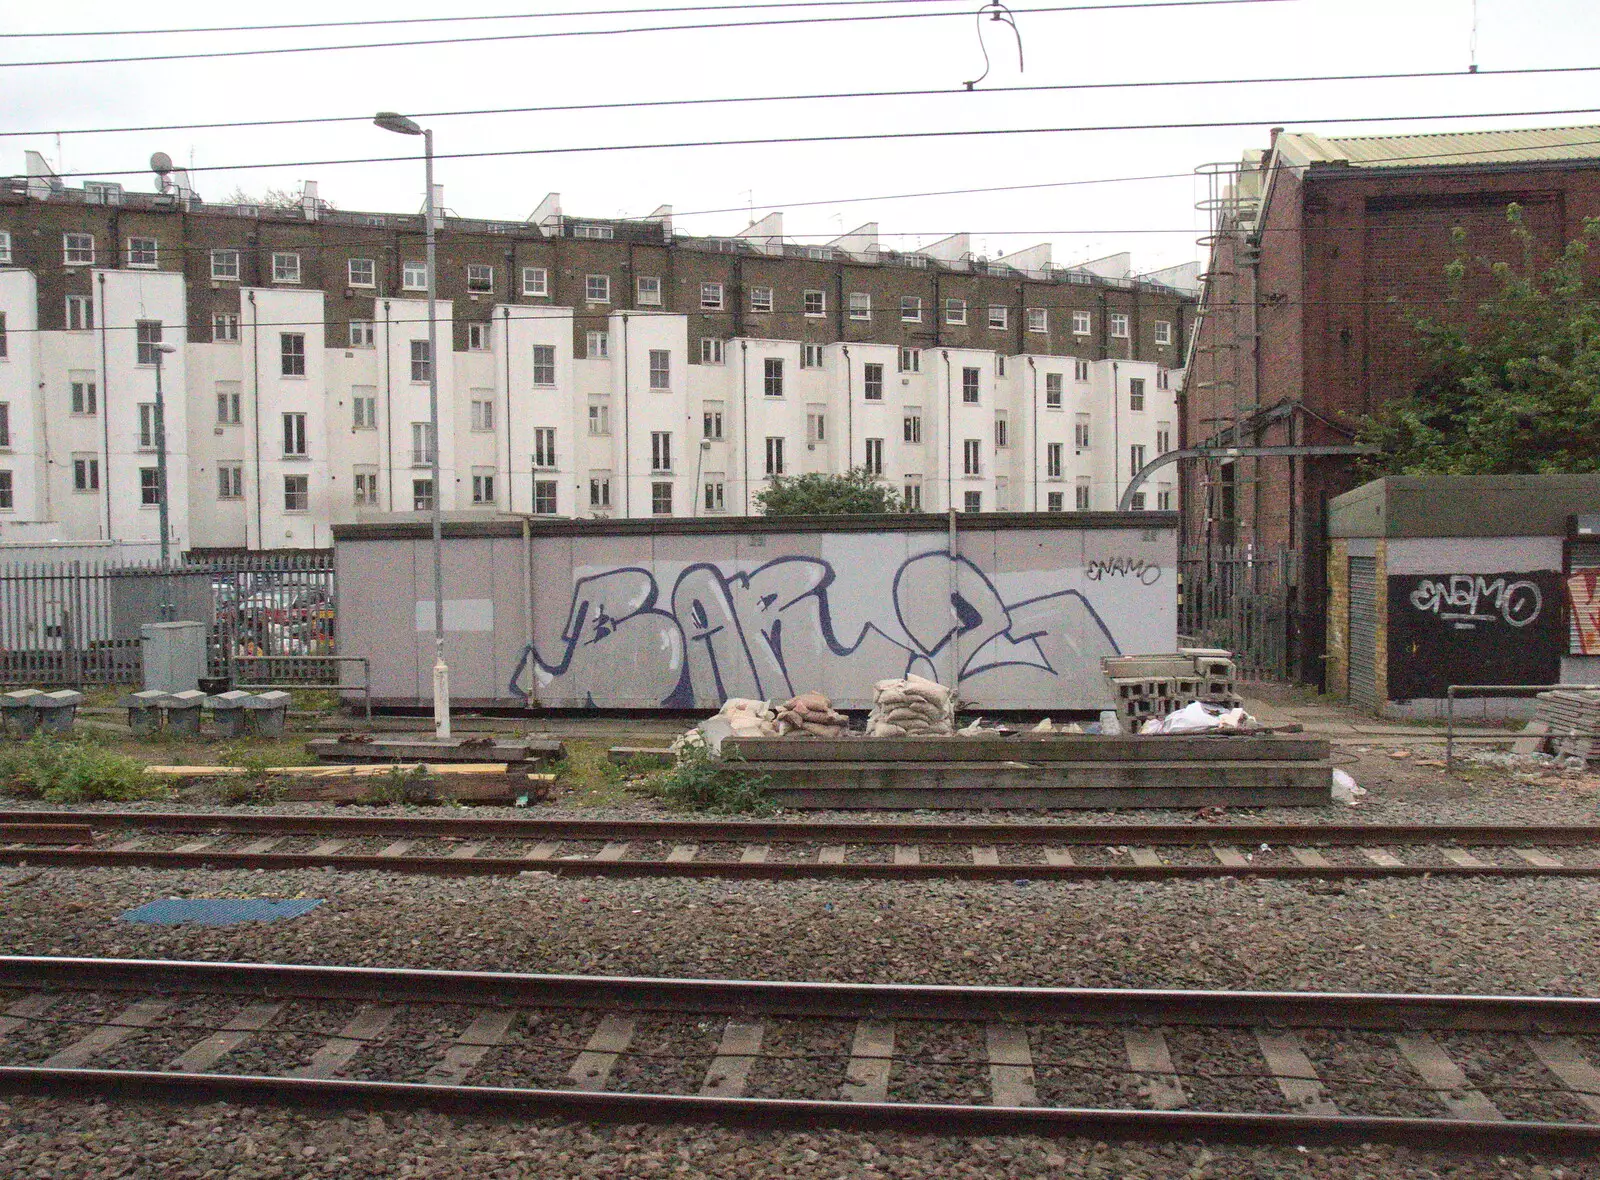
left=0, top=552, right=336, bottom=689
left=1178, top=546, right=1293, bottom=682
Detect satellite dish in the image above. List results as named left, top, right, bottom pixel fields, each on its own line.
left=150, top=152, right=173, bottom=175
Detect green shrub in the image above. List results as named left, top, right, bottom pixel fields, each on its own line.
left=0, top=737, right=167, bottom=803
left=362, top=764, right=451, bottom=806
left=643, top=746, right=773, bottom=815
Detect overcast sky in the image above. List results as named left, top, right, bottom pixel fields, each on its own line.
left=1, top=0, right=1596, bottom=274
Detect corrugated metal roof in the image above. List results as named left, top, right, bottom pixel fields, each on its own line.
left=1274, top=125, right=1600, bottom=169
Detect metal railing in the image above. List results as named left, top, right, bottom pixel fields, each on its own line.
left=1444, top=683, right=1600, bottom=769
left=232, top=654, right=372, bottom=722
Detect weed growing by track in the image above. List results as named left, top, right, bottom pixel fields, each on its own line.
left=0, top=736, right=168, bottom=803
left=642, top=746, right=774, bottom=815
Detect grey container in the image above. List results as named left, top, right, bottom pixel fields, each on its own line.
left=141, top=621, right=208, bottom=694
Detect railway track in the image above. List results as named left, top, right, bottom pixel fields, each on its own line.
left=4, top=811, right=1600, bottom=880
left=1, top=956, right=1599, bottom=1149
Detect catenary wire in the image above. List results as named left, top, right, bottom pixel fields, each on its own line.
left=0, top=0, right=1291, bottom=69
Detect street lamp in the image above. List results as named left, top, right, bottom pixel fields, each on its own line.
left=152, top=343, right=177, bottom=567
left=375, top=110, right=450, bottom=739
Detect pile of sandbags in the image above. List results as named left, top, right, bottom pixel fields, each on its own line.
left=865, top=674, right=956, bottom=737
left=718, top=698, right=780, bottom=738
left=775, top=691, right=850, bottom=738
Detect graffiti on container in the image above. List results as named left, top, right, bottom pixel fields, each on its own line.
left=1085, top=557, right=1162, bottom=585
left=1407, top=574, right=1543, bottom=629
left=1571, top=570, right=1600, bottom=656
left=508, top=550, right=1131, bottom=707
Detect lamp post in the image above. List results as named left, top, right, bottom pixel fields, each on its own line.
left=375, top=111, right=449, bottom=738
left=152, top=343, right=177, bottom=568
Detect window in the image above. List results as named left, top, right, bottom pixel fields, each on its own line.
left=280, top=333, right=306, bottom=377
left=140, top=468, right=161, bottom=506
left=585, top=274, right=611, bottom=303
left=0, top=469, right=13, bottom=509
left=763, top=356, right=784, bottom=398
left=272, top=253, right=301, bottom=284
left=903, top=477, right=923, bottom=512
left=472, top=470, right=496, bottom=505
left=997, top=355, right=1007, bottom=378
left=700, top=282, right=724, bottom=310
left=803, top=290, right=825, bottom=317
left=1076, top=481, right=1091, bottom=510
left=589, top=403, right=610, bottom=435
left=1046, top=442, right=1063, bottom=479
left=532, top=344, right=556, bottom=386
left=573, top=224, right=614, bottom=240
left=945, top=298, right=967, bottom=325
left=700, top=338, right=725, bottom=365
left=468, top=323, right=491, bottom=351
left=651, top=482, right=673, bottom=516
left=586, top=330, right=609, bottom=359
left=410, top=422, right=435, bottom=466
left=806, top=410, right=826, bottom=444
left=1154, top=320, right=1173, bottom=346
left=471, top=396, right=495, bottom=432
left=216, top=382, right=241, bottom=425
left=1072, top=310, right=1091, bottom=336
left=961, top=367, right=980, bottom=404
left=1046, top=492, right=1063, bottom=512
left=1130, top=444, right=1146, bottom=473
left=863, top=362, right=884, bottom=401
left=963, top=490, right=982, bottom=513
left=346, top=258, right=376, bottom=288
left=74, top=456, right=100, bottom=492
left=354, top=469, right=379, bottom=506
left=765, top=436, right=785, bottom=476
left=215, top=314, right=240, bottom=342
left=749, top=286, right=774, bottom=313
left=1074, top=359, right=1090, bottom=382
left=0, top=231, right=9, bottom=263
left=704, top=481, right=725, bottom=512
left=898, top=347, right=920, bottom=373
left=63, top=233, right=95, bottom=265
left=348, top=320, right=374, bottom=348
left=467, top=264, right=494, bottom=293
left=135, top=320, right=163, bottom=366
left=900, top=296, right=922, bottom=323
left=994, top=414, right=1008, bottom=449
left=1131, top=492, right=1147, bottom=511
left=138, top=403, right=157, bottom=449
left=412, top=478, right=434, bottom=511
left=284, top=413, right=308, bottom=457
left=802, top=344, right=824, bottom=369
left=533, top=427, right=557, bottom=469
left=1045, top=372, right=1063, bottom=409
left=1156, top=425, right=1171, bottom=454
left=988, top=305, right=1008, bottom=330
left=1158, top=489, right=1173, bottom=510
left=528, top=476, right=558, bottom=512
left=352, top=391, right=377, bottom=429
left=1157, top=368, right=1171, bottom=391
left=651, top=431, right=672, bottom=473
left=848, top=293, right=871, bottom=321
left=864, top=437, right=883, bottom=475
left=1129, top=378, right=1146, bottom=411
left=0, top=403, right=7, bottom=448
left=589, top=477, right=612, bottom=509
left=1074, top=415, right=1091, bottom=450
left=807, top=246, right=833, bottom=261
left=963, top=438, right=981, bottom=477
left=903, top=413, right=922, bottom=444
left=522, top=267, right=549, bottom=297
left=70, top=374, right=97, bottom=415
left=703, top=408, right=724, bottom=440
left=649, top=349, right=671, bottom=390
left=636, top=276, right=662, bottom=305
left=1110, top=312, right=1130, bottom=339
left=217, top=464, right=242, bottom=500
left=276, top=472, right=303, bottom=509
left=67, top=296, right=94, bottom=331
left=1027, top=308, right=1048, bottom=333
left=126, top=237, right=158, bottom=268
left=403, top=261, right=428, bottom=291
left=410, top=340, right=431, bottom=382
left=211, top=250, right=240, bottom=281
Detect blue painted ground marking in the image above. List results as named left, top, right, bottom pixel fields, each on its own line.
left=118, top=898, right=324, bottom=926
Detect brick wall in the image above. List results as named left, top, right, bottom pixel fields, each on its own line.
left=1326, top=538, right=1349, bottom=699
left=1373, top=539, right=1389, bottom=710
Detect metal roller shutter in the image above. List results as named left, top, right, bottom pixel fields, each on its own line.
left=1569, top=542, right=1600, bottom=656
left=1348, top=556, right=1378, bottom=710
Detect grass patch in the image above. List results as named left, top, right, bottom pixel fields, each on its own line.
left=640, top=746, right=773, bottom=816
left=551, top=740, right=646, bottom=808
left=0, top=735, right=169, bottom=803
left=361, top=764, right=456, bottom=807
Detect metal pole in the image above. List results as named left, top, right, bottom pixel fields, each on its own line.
left=154, top=351, right=170, bottom=567
left=423, top=128, right=450, bottom=739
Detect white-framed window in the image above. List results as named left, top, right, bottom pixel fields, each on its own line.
left=961, top=367, right=980, bottom=404
left=704, top=480, right=726, bottom=513
left=848, top=292, right=871, bottom=320
left=467, top=264, right=494, bottom=293
left=0, top=231, right=10, bottom=264
left=272, top=252, right=301, bottom=284
left=650, top=431, right=672, bottom=473
left=994, top=413, right=1008, bottom=449
left=903, top=412, right=922, bottom=444
left=802, top=343, right=824, bottom=369
left=807, top=246, right=833, bottom=261
left=863, top=362, right=884, bottom=401
left=348, top=320, right=374, bottom=348
left=864, top=437, right=883, bottom=475
left=126, top=237, right=158, bottom=268
left=347, top=258, right=376, bottom=288
left=138, top=468, right=160, bottom=506
left=1156, top=424, right=1171, bottom=454
left=522, top=267, right=549, bottom=297
left=215, top=313, right=240, bottom=342
left=704, top=407, right=724, bottom=441
left=700, top=282, right=724, bottom=310
left=1157, top=368, right=1171, bottom=391
left=700, top=338, right=725, bottom=365
left=410, top=421, right=435, bottom=466
left=649, top=349, right=671, bottom=390
left=352, top=391, right=377, bottom=430
left=589, top=475, right=612, bottom=509
left=403, top=261, right=428, bottom=291
left=650, top=481, right=673, bottom=516
left=899, top=347, right=920, bottom=373
left=1046, top=442, right=1064, bottom=479
left=803, top=290, right=825, bottom=317
left=586, top=274, right=611, bottom=303
left=66, top=296, right=94, bottom=331
left=1076, top=480, right=1091, bottom=510
left=962, top=438, right=981, bottom=477
left=763, top=356, right=784, bottom=398
left=532, top=345, right=556, bottom=386
left=353, top=468, right=379, bottom=506
left=963, top=490, right=982, bottom=513
left=749, top=286, right=774, bottom=313
left=1046, top=491, right=1064, bottom=512
left=1045, top=372, right=1063, bottom=409
left=410, top=340, right=431, bottom=383
left=217, top=463, right=243, bottom=500
left=806, top=409, right=825, bottom=444
left=765, top=436, right=785, bottom=476
left=70, top=373, right=98, bottom=415
left=1157, top=488, right=1173, bottom=510
left=1110, top=312, right=1130, bottom=339
left=1154, top=320, right=1173, bottom=345
left=533, top=427, right=557, bottom=469
left=74, top=455, right=101, bottom=492
left=588, top=402, right=610, bottom=435
left=471, top=395, right=495, bottom=432
left=211, top=249, right=240, bottom=281
left=216, top=381, right=241, bottom=425
left=945, top=298, right=966, bottom=325
left=573, top=224, right=614, bottom=240
left=1131, top=492, right=1147, bottom=511
left=636, top=275, right=662, bottom=305
left=586, top=329, right=609, bottom=358
left=281, top=333, right=306, bottom=377
left=1129, top=377, right=1146, bottom=411
left=412, top=478, right=434, bottom=511
left=1027, top=308, right=1048, bottom=333
left=997, top=355, right=1007, bottom=378
left=1074, top=415, right=1091, bottom=450
left=284, top=474, right=310, bottom=513
left=0, top=403, right=7, bottom=448
left=988, top=305, right=1008, bottom=330
left=1072, top=310, right=1092, bottom=336
left=471, top=471, right=496, bottom=506
left=1130, top=443, right=1146, bottom=473
left=900, top=296, right=922, bottom=323
left=1074, top=359, right=1090, bottom=382
left=63, top=232, right=95, bottom=265
left=283, top=412, right=308, bottom=457
left=903, top=477, right=923, bottom=512
left=135, top=320, right=163, bottom=366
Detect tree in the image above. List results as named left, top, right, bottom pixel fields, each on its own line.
left=222, top=185, right=336, bottom=213
left=754, top=468, right=905, bottom=516
left=1357, top=206, right=1600, bottom=476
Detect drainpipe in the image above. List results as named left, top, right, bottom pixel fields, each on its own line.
left=947, top=505, right=959, bottom=688
left=621, top=314, right=631, bottom=516
left=95, top=273, right=111, bottom=540
left=502, top=305, right=513, bottom=511
left=248, top=290, right=264, bottom=548
left=1112, top=360, right=1121, bottom=509
left=941, top=349, right=952, bottom=513
left=740, top=340, right=750, bottom=513
left=381, top=299, right=394, bottom=512
left=1027, top=356, right=1038, bottom=511
left=841, top=345, right=852, bottom=470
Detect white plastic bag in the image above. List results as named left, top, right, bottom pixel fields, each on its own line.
left=1331, top=768, right=1366, bottom=804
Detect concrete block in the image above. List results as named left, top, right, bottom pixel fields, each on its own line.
left=208, top=690, right=255, bottom=737
left=244, top=690, right=292, bottom=737
left=0, top=690, right=45, bottom=736
left=163, top=689, right=207, bottom=736
left=119, top=690, right=171, bottom=736
left=1104, top=656, right=1199, bottom=680
left=1179, top=647, right=1233, bottom=660
left=35, top=690, right=83, bottom=735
